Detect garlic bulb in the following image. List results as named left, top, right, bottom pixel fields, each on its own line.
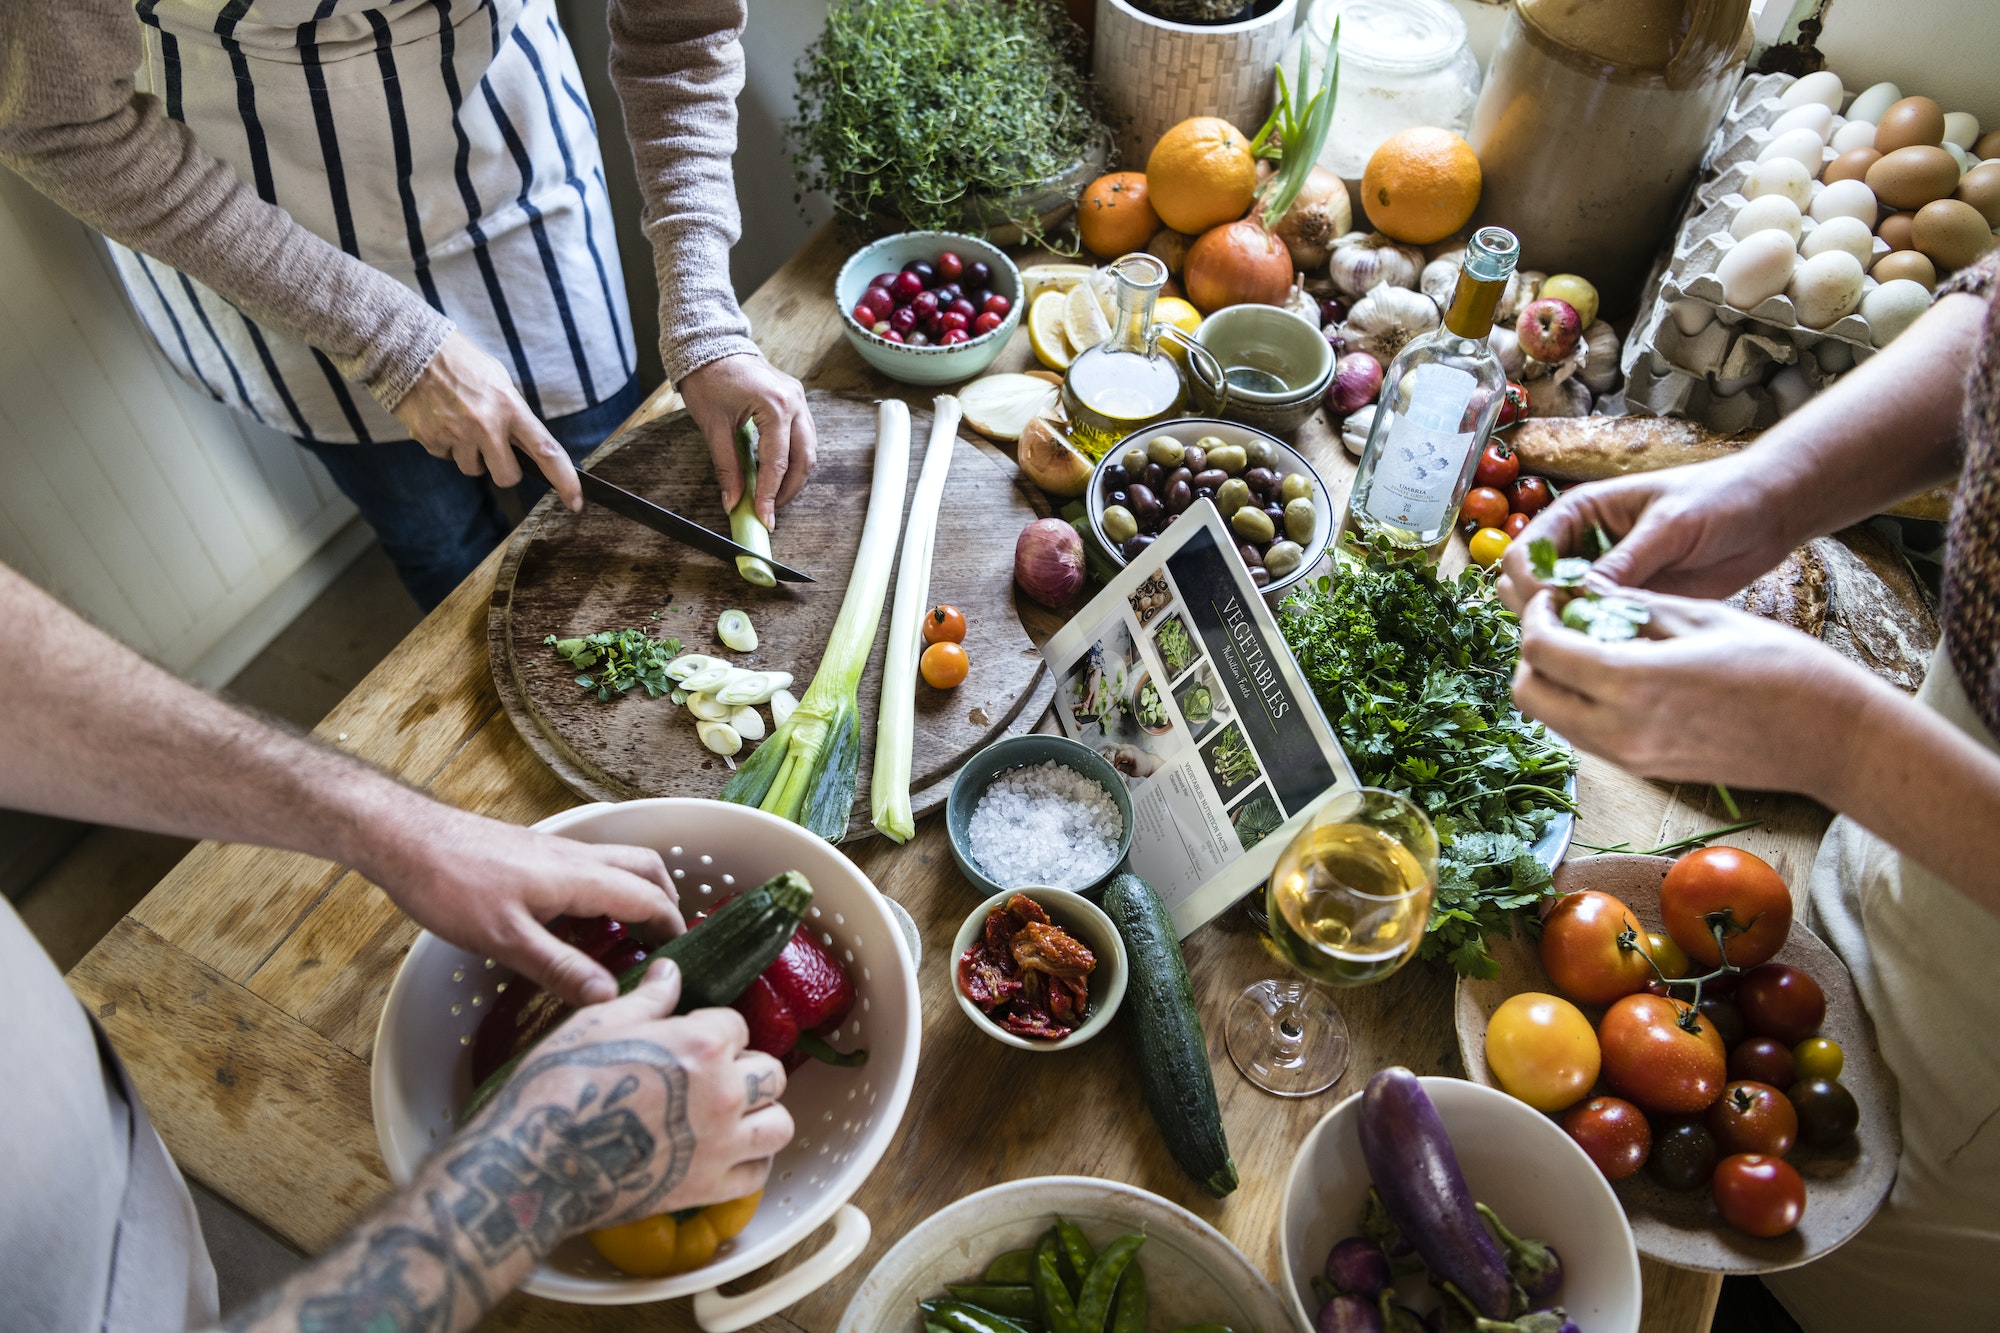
left=1489, top=326, right=1527, bottom=378
left=1341, top=403, right=1378, bottom=457
left=1520, top=338, right=1587, bottom=386
left=1494, top=270, right=1545, bottom=326
left=1577, top=320, right=1623, bottom=394
left=1420, top=255, right=1462, bottom=308
left=1285, top=275, right=1322, bottom=327
left=1327, top=231, right=1424, bottom=299
left=1524, top=377, right=1592, bottom=418
left=1339, top=286, right=1440, bottom=364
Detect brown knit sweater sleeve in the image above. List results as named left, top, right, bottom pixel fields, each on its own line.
left=606, top=0, right=760, bottom=388
left=0, top=0, right=451, bottom=411
left=1938, top=249, right=2000, bottom=737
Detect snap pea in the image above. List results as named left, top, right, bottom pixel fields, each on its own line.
left=1056, top=1217, right=1095, bottom=1289
left=919, top=1300, right=1033, bottom=1333
left=1109, top=1263, right=1146, bottom=1333
left=1035, top=1250, right=1083, bottom=1333
left=946, top=1286, right=1041, bottom=1320
left=1073, top=1234, right=1145, bottom=1333
left=983, top=1249, right=1036, bottom=1285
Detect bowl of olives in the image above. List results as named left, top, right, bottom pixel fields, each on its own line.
left=1084, top=419, right=1333, bottom=598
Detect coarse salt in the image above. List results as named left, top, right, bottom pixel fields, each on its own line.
left=966, top=761, right=1124, bottom=890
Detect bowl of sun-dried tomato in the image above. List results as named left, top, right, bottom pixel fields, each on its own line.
left=952, top=886, right=1127, bottom=1051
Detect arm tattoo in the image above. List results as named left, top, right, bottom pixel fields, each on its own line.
left=218, top=1040, right=692, bottom=1333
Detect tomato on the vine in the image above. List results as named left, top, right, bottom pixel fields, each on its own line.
left=1659, top=846, right=1794, bottom=969
left=1539, top=890, right=1655, bottom=1005
left=1508, top=476, right=1555, bottom=516
left=1473, top=439, right=1520, bottom=489
left=1461, top=486, right=1510, bottom=531
left=1697, top=995, right=1748, bottom=1050
left=1497, top=382, right=1530, bottom=428
left=1598, top=993, right=1728, bottom=1115
left=1706, top=1080, right=1798, bottom=1157
left=1737, top=964, right=1826, bottom=1045
left=1485, top=991, right=1601, bottom=1113
left=1561, top=1096, right=1652, bottom=1181
left=1712, top=1154, right=1805, bottom=1237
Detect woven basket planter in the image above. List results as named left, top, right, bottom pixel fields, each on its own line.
left=1092, top=0, right=1298, bottom=167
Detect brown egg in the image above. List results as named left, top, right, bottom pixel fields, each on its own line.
left=1976, top=129, right=2000, bottom=161
left=1873, top=96, right=1947, bottom=152
left=1877, top=211, right=1918, bottom=250
left=1823, top=147, right=1881, bottom=184
left=1957, top=161, right=2000, bottom=227
left=1914, top=199, right=1997, bottom=271
left=1867, top=145, right=1961, bottom=210
left=1871, top=249, right=1938, bottom=290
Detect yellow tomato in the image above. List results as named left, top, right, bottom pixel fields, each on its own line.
left=1794, top=1036, right=1844, bottom=1081
left=1645, top=930, right=1691, bottom=980
left=1485, top=991, right=1601, bottom=1112
left=1468, top=526, right=1511, bottom=569
left=704, top=1190, right=763, bottom=1241
left=588, top=1213, right=679, bottom=1278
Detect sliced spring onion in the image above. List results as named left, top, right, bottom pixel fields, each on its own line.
left=680, top=663, right=734, bottom=694
left=716, top=670, right=792, bottom=707
left=686, top=692, right=735, bottom=721
left=717, top=608, right=758, bottom=652
left=871, top=394, right=962, bottom=842
left=770, top=689, right=798, bottom=727
left=723, top=399, right=912, bottom=838
left=666, top=653, right=723, bottom=681
left=696, top=720, right=742, bottom=756
left=731, top=705, right=766, bottom=741
left=730, top=423, right=777, bottom=588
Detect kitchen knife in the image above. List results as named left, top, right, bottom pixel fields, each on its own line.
left=563, top=461, right=816, bottom=583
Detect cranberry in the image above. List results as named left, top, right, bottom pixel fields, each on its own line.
left=972, top=310, right=1004, bottom=335
left=851, top=303, right=877, bottom=326
left=889, top=305, right=918, bottom=335
left=937, top=251, right=964, bottom=281
left=983, top=293, right=1012, bottom=318
left=881, top=329, right=904, bottom=343
left=890, top=271, right=924, bottom=302
left=911, top=290, right=940, bottom=319
left=907, top=330, right=930, bottom=346
left=901, top=259, right=936, bottom=285
left=869, top=286, right=899, bottom=316
left=939, top=311, right=969, bottom=335
left=936, top=282, right=964, bottom=303
left=948, top=297, right=977, bottom=321
left=1319, top=296, right=1347, bottom=328
left=941, top=328, right=970, bottom=345
left=868, top=271, right=896, bottom=290
left=964, top=260, right=991, bottom=288
left=922, top=312, right=944, bottom=337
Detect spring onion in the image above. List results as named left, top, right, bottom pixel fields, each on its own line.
left=731, top=706, right=766, bottom=740
left=871, top=395, right=962, bottom=842
left=697, top=720, right=743, bottom=756
left=680, top=663, right=733, bottom=693
left=729, top=423, right=778, bottom=588
left=723, top=399, right=912, bottom=839
left=687, top=692, right=734, bottom=721
left=717, top=608, right=758, bottom=652
left=770, top=690, right=798, bottom=727
left=716, top=670, right=791, bottom=706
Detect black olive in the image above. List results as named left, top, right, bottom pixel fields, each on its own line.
left=1245, top=466, right=1279, bottom=496
left=1194, top=486, right=1215, bottom=501
left=1121, top=534, right=1155, bottom=560
left=1143, top=462, right=1166, bottom=491
left=1127, top=483, right=1163, bottom=521
left=1109, top=489, right=1128, bottom=508
left=1183, top=444, right=1207, bottom=472
left=1163, top=511, right=1180, bottom=525
left=1166, top=479, right=1192, bottom=513
left=1263, top=502, right=1286, bottom=528
left=1167, top=466, right=1193, bottom=492
left=1193, top=468, right=1227, bottom=491
left=1101, top=463, right=1130, bottom=492
left=1250, top=566, right=1271, bottom=587
left=1238, top=542, right=1265, bottom=568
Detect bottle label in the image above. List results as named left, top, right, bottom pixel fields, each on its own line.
left=1363, top=363, right=1477, bottom=533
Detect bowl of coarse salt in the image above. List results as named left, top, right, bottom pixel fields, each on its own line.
left=945, top=734, right=1134, bottom=898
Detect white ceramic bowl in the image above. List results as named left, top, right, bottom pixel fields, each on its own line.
left=1280, top=1076, right=1642, bottom=1333
left=835, top=1176, right=1292, bottom=1333
left=834, top=231, right=1023, bottom=385
left=949, top=886, right=1128, bottom=1052
left=371, top=799, right=921, bottom=1330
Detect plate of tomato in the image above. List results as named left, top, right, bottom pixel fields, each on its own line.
left=1453, top=851, right=1899, bottom=1274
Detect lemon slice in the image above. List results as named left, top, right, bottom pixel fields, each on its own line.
left=1027, top=289, right=1074, bottom=371
left=1088, top=267, right=1119, bottom=322
left=1021, top=263, right=1095, bottom=299
left=1152, top=296, right=1203, bottom=366
left=1063, top=283, right=1112, bottom=354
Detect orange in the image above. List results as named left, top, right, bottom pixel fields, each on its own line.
left=1077, top=172, right=1160, bottom=258
left=1360, top=127, right=1483, bottom=245
left=1145, top=117, right=1258, bottom=236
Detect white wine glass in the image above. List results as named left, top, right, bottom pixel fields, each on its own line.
left=1225, top=786, right=1439, bottom=1096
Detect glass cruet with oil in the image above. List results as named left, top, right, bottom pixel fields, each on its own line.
left=1061, top=252, right=1227, bottom=460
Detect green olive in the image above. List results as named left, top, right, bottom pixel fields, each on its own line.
left=1230, top=505, right=1276, bottom=543
left=1280, top=472, right=1313, bottom=505
left=1284, top=497, right=1316, bottom=543
left=1121, top=447, right=1150, bottom=475
left=1242, top=438, right=1277, bottom=470
left=1207, top=444, right=1248, bottom=475
left=1194, top=434, right=1228, bottom=455
left=1102, top=504, right=1139, bottom=543
left=1146, top=435, right=1187, bottom=466
left=1264, top=540, right=1304, bottom=578
left=1215, top=477, right=1252, bottom=517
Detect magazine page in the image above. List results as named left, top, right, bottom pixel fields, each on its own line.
left=1042, top=501, right=1358, bottom=936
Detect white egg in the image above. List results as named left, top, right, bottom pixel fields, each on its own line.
left=1769, top=364, right=1816, bottom=417
left=1718, top=229, right=1800, bottom=309
left=1944, top=142, right=1974, bottom=174
left=1830, top=119, right=1880, bottom=155
left=1758, top=127, right=1828, bottom=171
left=1800, top=214, right=1876, bottom=268
left=1786, top=249, right=1866, bottom=329
left=1780, top=70, right=1845, bottom=112
left=1944, top=112, right=1982, bottom=150
left=1668, top=298, right=1715, bottom=337
left=1810, top=177, right=1879, bottom=228
left=1770, top=103, right=1834, bottom=140
left=1731, top=193, right=1804, bottom=241
left=1862, top=278, right=1934, bottom=345
left=1845, top=81, right=1904, bottom=126
left=1816, top=338, right=1856, bottom=373
left=1744, top=157, right=1816, bottom=209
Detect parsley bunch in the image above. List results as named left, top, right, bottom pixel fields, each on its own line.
left=1279, top=545, right=1578, bottom=977
left=545, top=630, right=683, bottom=702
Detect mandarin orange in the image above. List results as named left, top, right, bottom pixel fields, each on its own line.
left=1146, top=117, right=1258, bottom=235
left=1361, top=127, right=1482, bottom=245
left=1077, top=172, right=1161, bottom=258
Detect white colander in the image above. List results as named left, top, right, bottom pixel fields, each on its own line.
left=371, top=799, right=921, bottom=1330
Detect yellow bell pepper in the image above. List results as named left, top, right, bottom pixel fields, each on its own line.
left=587, top=1191, right=763, bottom=1278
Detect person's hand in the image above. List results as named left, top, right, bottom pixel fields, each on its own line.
left=465, top=959, right=793, bottom=1232
left=1510, top=588, right=1878, bottom=796
left=392, top=330, right=582, bottom=510
left=679, top=353, right=816, bottom=527
left=1495, top=456, right=1794, bottom=613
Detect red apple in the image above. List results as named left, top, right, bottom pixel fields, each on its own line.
left=1517, top=298, right=1583, bottom=362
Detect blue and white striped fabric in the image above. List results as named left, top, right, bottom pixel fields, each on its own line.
left=116, top=0, right=634, bottom=443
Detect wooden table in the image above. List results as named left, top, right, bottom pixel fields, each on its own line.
left=67, top=224, right=1835, bottom=1332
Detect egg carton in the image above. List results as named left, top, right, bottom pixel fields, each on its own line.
left=1622, top=334, right=1852, bottom=434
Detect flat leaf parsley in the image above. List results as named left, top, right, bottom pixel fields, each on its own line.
left=545, top=630, right=683, bottom=702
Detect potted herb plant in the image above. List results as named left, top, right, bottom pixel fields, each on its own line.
left=1093, top=0, right=1300, bottom=165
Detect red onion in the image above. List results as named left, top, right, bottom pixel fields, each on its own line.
left=1327, top=352, right=1384, bottom=416
left=1015, top=518, right=1085, bottom=609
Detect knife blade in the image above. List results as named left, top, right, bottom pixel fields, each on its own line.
left=571, top=466, right=816, bottom=583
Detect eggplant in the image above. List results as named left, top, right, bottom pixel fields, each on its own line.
left=1356, top=1068, right=1514, bottom=1320
left=1326, top=1237, right=1393, bottom=1296
left=1317, top=1294, right=1382, bottom=1333
left=1477, top=1204, right=1563, bottom=1305
left=1378, top=1294, right=1427, bottom=1333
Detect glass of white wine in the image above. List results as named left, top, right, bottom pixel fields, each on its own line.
left=1224, top=787, right=1438, bottom=1096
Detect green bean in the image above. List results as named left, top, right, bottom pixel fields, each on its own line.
left=946, top=1285, right=1041, bottom=1320
left=1056, top=1217, right=1095, bottom=1289
left=1109, top=1263, right=1147, bottom=1333
left=1035, top=1250, right=1083, bottom=1333
left=982, top=1249, right=1036, bottom=1285
left=918, top=1300, right=1033, bottom=1333
left=1074, top=1234, right=1146, bottom=1333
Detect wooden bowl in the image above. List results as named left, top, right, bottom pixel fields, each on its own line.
left=1454, top=854, right=1901, bottom=1274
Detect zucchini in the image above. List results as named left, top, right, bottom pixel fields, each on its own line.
left=1101, top=872, right=1237, bottom=1197
left=459, top=870, right=812, bottom=1123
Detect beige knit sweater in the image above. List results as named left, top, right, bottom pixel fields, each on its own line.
left=0, top=0, right=757, bottom=412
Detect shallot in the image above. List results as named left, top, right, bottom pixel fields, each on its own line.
left=1327, top=352, right=1384, bottom=415
left=1014, top=518, right=1085, bottom=609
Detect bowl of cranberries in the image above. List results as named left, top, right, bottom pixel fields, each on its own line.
left=835, top=231, right=1023, bottom=385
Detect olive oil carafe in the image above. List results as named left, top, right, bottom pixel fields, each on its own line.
left=1061, top=253, right=1227, bottom=460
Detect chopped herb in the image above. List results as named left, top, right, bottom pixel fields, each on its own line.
left=545, top=630, right=684, bottom=702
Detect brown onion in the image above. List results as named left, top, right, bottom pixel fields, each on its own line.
left=1326, top=351, right=1384, bottom=415
left=1258, top=166, right=1353, bottom=271
left=1015, top=518, right=1085, bottom=608
left=1184, top=219, right=1295, bottom=312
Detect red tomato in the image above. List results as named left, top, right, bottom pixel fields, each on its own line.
left=1705, top=1080, right=1799, bottom=1156
left=1736, top=964, right=1826, bottom=1046
left=1659, top=846, right=1794, bottom=969
left=1461, top=486, right=1510, bottom=531
left=1508, top=476, right=1555, bottom=516
left=1473, top=439, right=1520, bottom=489
left=1497, top=382, right=1530, bottom=428
left=1503, top=512, right=1531, bottom=539
left=1712, top=1154, right=1806, bottom=1238
left=1598, top=993, right=1728, bottom=1116
left=922, top=604, right=967, bottom=645
left=1561, top=1096, right=1653, bottom=1181
left=1728, top=1037, right=1797, bottom=1089
left=1539, top=890, right=1656, bottom=1005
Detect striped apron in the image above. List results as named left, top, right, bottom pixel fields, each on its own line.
left=117, top=0, right=634, bottom=443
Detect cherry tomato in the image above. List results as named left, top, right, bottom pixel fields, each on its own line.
left=1507, top=476, right=1556, bottom=516
left=1728, top=1036, right=1797, bottom=1089
left=1649, top=1119, right=1719, bottom=1190
left=1484, top=991, right=1601, bottom=1113
left=1461, top=486, right=1510, bottom=531
left=1736, top=964, right=1826, bottom=1046
left=1712, top=1154, right=1805, bottom=1238
left=1473, top=439, right=1520, bottom=489
left=1497, top=382, right=1530, bottom=428
left=1793, top=1037, right=1844, bottom=1082
left=1706, top=1080, right=1798, bottom=1157
left=1598, top=993, right=1728, bottom=1115
left=1503, top=512, right=1531, bottom=539
left=920, top=641, right=969, bottom=689
left=922, top=604, right=967, bottom=645
left=1645, top=930, right=1692, bottom=980
left=1697, top=995, right=1748, bottom=1050
left=1788, top=1077, right=1860, bottom=1148
left=1659, top=846, right=1794, bottom=969
left=1561, top=1096, right=1652, bottom=1181
left=1539, top=890, right=1655, bottom=1005
left=1468, top=526, right=1511, bottom=570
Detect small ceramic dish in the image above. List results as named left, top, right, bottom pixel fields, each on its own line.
left=950, top=886, right=1128, bottom=1052
left=945, top=734, right=1135, bottom=897
left=833, top=231, right=1023, bottom=386
left=1195, top=303, right=1335, bottom=437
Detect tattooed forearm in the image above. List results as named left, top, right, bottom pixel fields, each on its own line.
left=215, top=1041, right=692, bottom=1333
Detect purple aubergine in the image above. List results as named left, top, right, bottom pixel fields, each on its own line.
left=1516, top=1312, right=1578, bottom=1333
left=1318, top=1293, right=1383, bottom=1333
left=1326, top=1237, right=1393, bottom=1296
left=1378, top=1294, right=1427, bottom=1333
left=1356, top=1068, right=1514, bottom=1320
left=1477, top=1203, right=1563, bottom=1304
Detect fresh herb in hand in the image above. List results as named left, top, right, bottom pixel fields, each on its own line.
left=545, top=630, right=683, bottom=702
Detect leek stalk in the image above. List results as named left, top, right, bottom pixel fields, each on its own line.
left=730, top=422, right=778, bottom=588
left=722, top=400, right=912, bottom=839
left=871, top=395, right=962, bottom=841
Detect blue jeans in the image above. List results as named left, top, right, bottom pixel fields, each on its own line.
left=298, top=376, right=643, bottom=610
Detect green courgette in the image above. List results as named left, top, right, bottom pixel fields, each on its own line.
left=1101, top=872, right=1238, bottom=1198
left=458, top=870, right=813, bottom=1124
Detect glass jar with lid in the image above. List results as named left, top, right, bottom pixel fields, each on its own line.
left=1281, top=0, right=1482, bottom=180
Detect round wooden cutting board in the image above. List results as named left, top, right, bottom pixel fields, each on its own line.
left=489, top=390, right=1057, bottom=840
